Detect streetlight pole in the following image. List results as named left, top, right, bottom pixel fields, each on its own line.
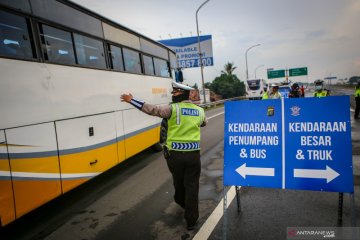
left=196, top=0, right=210, bottom=103
left=254, top=64, right=264, bottom=79
left=245, top=44, right=261, bottom=80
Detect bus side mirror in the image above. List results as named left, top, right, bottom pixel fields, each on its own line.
left=175, top=69, right=183, bottom=83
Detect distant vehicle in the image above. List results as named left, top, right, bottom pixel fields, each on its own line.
left=246, top=79, right=267, bottom=99
left=278, top=84, right=292, bottom=98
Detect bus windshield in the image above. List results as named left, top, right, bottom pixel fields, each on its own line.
left=247, top=79, right=261, bottom=90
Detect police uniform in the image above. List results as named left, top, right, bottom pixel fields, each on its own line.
left=355, top=84, right=360, bottom=119
left=313, top=80, right=329, bottom=97
left=269, top=91, right=281, bottom=99
left=262, top=91, right=269, bottom=99
left=313, top=90, right=328, bottom=97
left=121, top=82, right=207, bottom=230
left=268, top=84, right=281, bottom=99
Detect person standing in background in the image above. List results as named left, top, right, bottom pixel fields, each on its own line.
left=262, top=84, right=269, bottom=99
left=268, top=83, right=281, bottom=99
left=313, top=80, right=329, bottom=97
left=355, top=82, right=360, bottom=119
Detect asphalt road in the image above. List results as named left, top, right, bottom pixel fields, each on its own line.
left=1, top=86, right=358, bottom=240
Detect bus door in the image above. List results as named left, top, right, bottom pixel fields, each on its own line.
left=56, top=113, right=118, bottom=193
left=6, top=123, right=62, bottom=219
left=0, top=130, right=15, bottom=227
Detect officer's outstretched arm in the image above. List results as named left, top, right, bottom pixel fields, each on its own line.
left=120, top=93, right=145, bottom=110
left=120, top=93, right=171, bottom=119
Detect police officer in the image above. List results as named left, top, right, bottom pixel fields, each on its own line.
left=313, top=80, right=329, bottom=97
left=120, top=82, right=207, bottom=230
left=289, top=83, right=301, bottom=98
left=268, top=83, right=281, bottom=99
left=355, top=82, right=360, bottom=119
left=261, top=84, right=269, bottom=99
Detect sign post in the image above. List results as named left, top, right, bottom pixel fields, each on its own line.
left=224, top=100, right=283, bottom=188
left=224, top=96, right=354, bottom=193
left=284, top=97, right=353, bottom=192
left=223, top=96, right=355, bottom=235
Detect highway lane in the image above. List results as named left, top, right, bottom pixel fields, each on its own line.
left=0, top=106, right=226, bottom=240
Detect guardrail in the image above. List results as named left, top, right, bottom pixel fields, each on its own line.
left=198, top=96, right=248, bottom=108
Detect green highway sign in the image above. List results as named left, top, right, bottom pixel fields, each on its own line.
left=289, top=67, right=307, bottom=77
left=267, top=69, right=285, bottom=79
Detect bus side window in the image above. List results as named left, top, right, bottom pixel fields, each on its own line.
left=74, top=33, right=106, bottom=69
left=154, top=58, right=170, bottom=78
left=143, top=55, right=155, bottom=76
left=123, top=48, right=142, bottom=74
left=39, top=24, right=76, bottom=65
left=0, top=10, right=35, bottom=59
left=108, top=44, right=124, bottom=72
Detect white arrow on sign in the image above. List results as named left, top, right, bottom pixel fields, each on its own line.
left=235, top=163, right=275, bottom=179
left=293, top=165, right=340, bottom=183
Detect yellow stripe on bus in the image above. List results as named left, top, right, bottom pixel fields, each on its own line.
left=9, top=156, right=61, bottom=173
left=0, top=125, right=161, bottom=224
left=125, top=126, right=160, bottom=158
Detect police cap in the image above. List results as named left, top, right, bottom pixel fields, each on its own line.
left=314, top=79, right=324, bottom=85
left=171, top=81, right=194, bottom=93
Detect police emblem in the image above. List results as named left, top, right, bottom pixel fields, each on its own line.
left=290, top=106, right=301, bottom=116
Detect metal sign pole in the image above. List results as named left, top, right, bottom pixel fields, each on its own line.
left=337, top=192, right=344, bottom=225
left=235, top=186, right=241, bottom=213
left=223, top=185, right=228, bottom=240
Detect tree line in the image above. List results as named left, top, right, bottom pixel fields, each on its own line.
left=202, top=62, right=246, bottom=99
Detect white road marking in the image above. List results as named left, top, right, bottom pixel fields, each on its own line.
left=208, top=111, right=224, bottom=120
left=193, top=187, right=237, bottom=240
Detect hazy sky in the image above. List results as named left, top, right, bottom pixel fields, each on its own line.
left=72, top=0, right=360, bottom=86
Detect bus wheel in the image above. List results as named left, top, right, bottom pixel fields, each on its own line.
left=152, top=119, right=168, bottom=152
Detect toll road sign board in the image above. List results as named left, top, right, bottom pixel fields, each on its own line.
left=224, top=96, right=354, bottom=193
left=284, top=96, right=353, bottom=192
left=224, top=100, right=283, bottom=188
left=267, top=69, right=285, bottom=79
left=289, top=67, right=308, bottom=77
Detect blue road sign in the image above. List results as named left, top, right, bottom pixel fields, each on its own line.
left=224, top=96, right=354, bottom=193
left=224, top=100, right=283, bottom=188
left=284, top=96, right=353, bottom=192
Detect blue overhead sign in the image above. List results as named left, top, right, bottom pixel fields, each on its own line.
left=224, top=96, right=354, bottom=193
left=159, top=35, right=213, bottom=68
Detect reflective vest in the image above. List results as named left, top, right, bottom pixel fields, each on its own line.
left=166, top=102, right=205, bottom=151
left=314, top=90, right=328, bottom=97
left=355, top=88, right=360, bottom=97
left=262, top=92, right=269, bottom=100
left=269, top=91, right=281, bottom=99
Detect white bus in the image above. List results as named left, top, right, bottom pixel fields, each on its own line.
left=0, top=0, right=176, bottom=227
left=246, top=79, right=267, bottom=99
